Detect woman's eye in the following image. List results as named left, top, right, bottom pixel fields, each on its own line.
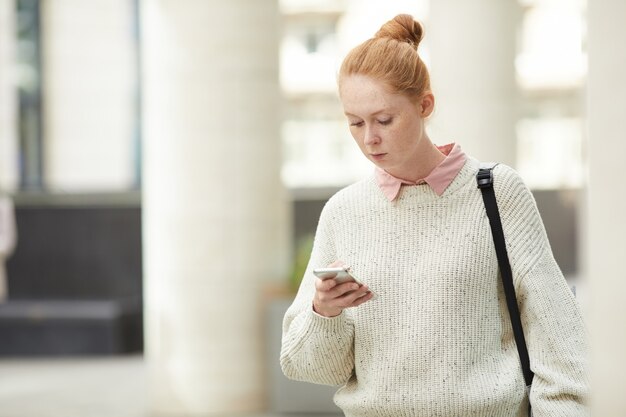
left=350, top=121, right=364, bottom=127
left=378, top=118, right=392, bottom=125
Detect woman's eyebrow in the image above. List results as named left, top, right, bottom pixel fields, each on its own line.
left=344, top=109, right=387, bottom=118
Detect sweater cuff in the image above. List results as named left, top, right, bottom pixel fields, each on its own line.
left=290, top=307, right=352, bottom=348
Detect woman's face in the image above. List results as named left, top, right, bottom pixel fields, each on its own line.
left=339, top=74, right=434, bottom=180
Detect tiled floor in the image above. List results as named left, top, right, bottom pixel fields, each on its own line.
left=0, top=355, right=337, bottom=417
left=0, top=356, right=146, bottom=417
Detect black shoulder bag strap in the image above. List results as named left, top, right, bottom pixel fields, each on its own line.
left=477, top=163, right=534, bottom=416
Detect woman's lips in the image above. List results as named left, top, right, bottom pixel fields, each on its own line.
left=370, top=153, right=387, bottom=161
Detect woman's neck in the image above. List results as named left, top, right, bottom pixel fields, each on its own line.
left=392, top=137, right=446, bottom=183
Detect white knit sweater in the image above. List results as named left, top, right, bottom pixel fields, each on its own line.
left=281, top=158, right=588, bottom=417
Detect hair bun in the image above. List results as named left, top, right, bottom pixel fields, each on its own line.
left=374, top=14, right=424, bottom=48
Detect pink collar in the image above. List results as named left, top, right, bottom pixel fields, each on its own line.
left=375, top=143, right=467, bottom=201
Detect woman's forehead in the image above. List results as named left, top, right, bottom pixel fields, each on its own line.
left=340, top=75, right=410, bottom=116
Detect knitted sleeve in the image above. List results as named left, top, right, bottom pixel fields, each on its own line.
left=280, top=199, right=355, bottom=386
left=494, top=165, right=590, bottom=416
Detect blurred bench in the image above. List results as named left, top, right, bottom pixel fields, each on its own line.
left=0, top=298, right=141, bottom=355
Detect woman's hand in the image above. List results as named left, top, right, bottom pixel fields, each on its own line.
left=312, top=261, right=374, bottom=317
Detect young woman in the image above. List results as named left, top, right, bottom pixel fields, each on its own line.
left=281, top=14, right=588, bottom=417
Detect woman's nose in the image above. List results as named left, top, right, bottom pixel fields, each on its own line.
left=364, top=125, right=381, bottom=146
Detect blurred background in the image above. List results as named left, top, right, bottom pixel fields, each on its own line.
left=0, top=0, right=624, bottom=416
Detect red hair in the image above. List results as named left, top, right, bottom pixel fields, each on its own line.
left=339, top=14, right=431, bottom=101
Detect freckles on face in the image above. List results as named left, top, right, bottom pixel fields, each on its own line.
left=339, top=77, right=395, bottom=152
left=339, top=75, right=424, bottom=142
left=338, top=75, right=429, bottom=176
left=339, top=76, right=394, bottom=123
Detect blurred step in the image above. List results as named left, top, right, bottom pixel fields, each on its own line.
left=0, top=298, right=142, bottom=356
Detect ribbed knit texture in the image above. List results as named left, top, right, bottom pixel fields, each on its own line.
left=281, top=158, right=589, bottom=417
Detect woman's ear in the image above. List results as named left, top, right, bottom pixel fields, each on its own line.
left=419, top=93, right=435, bottom=117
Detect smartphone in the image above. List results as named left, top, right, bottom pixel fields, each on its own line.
left=312, top=266, right=378, bottom=299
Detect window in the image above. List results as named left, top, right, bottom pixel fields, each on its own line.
left=16, top=0, right=43, bottom=190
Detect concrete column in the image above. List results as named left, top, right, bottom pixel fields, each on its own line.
left=41, top=0, right=136, bottom=191
left=0, top=0, right=18, bottom=191
left=586, top=0, right=626, bottom=415
left=141, top=1, right=288, bottom=414
left=427, top=0, right=521, bottom=167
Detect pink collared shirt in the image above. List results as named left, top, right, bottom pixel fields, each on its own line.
left=375, top=143, right=467, bottom=201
